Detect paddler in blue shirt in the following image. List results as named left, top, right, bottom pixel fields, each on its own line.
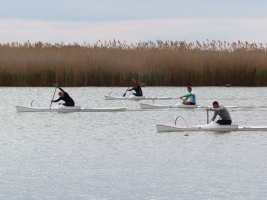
left=180, top=86, right=196, bottom=105
left=127, top=79, right=143, bottom=96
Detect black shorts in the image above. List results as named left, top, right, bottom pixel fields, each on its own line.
left=63, top=102, right=75, bottom=106
left=133, top=93, right=143, bottom=96
left=216, top=120, right=232, bottom=125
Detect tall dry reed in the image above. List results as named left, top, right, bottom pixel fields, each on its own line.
left=0, top=40, right=266, bottom=86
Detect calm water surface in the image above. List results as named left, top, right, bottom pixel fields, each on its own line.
left=0, top=87, right=267, bottom=199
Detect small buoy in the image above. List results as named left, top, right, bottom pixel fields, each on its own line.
left=184, top=133, right=189, bottom=136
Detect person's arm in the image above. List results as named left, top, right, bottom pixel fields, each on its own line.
left=58, top=87, right=65, bottom=93
left=53, top=97, right=61, bottom=102
left=181, top=93, right=192, bottom=100
left=211, top=111, right=217, bottom=121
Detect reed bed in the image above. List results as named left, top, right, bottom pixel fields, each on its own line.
left=0, top=40, right=266, bottom=86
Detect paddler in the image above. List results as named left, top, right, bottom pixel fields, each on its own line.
left=127, top=79, right=143, bottom=96
left=51, top=86, right=75, bottom=106
left=180, top=86, right=196, bottom=105
left=206, top=101, right=232, bottom=125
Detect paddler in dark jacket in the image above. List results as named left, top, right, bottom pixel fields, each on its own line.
left=51, top=86, right=75, bottom=106
left=127, top=79, right=143, bottom=96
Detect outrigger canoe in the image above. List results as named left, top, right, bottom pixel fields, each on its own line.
left=157, top=114, right=267, bottom=132
left=157, top=121, right=267, bottom=132
left=141, top=102, right=198, bottom=109
left=140, top=102, right=236, bottom=109
left=16, top=105, right=126, bottom=112
left=105, top=94, right=172, bottom=101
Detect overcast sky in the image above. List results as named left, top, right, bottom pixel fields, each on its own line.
left=1, top=0, right=267, bottom=44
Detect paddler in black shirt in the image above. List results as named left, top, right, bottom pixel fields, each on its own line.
left=51, top=86, right=75, bottom=106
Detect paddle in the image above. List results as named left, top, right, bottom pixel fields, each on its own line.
left=180, top=97, right=186, bottom=103
left=50, top=83, right=58, bottom=107
left=207, top=110, right=209, bottom=124
left=123, top=85, right=131, bottom=97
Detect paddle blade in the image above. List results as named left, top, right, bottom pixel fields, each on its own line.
left=123, top=93, right=126, bottom=97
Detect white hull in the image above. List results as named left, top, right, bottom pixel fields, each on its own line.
left=16, top=105, right=126, bottom=112
left=141, top=102, right=236, bottom=109
left=156, top=121, right=267, bottom=132
left=140, top=102, right=198, bottom=109
left=104, top=95, right=172, bottom=101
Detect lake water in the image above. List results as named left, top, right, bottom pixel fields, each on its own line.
left=1, top=86, right=267, bottom=199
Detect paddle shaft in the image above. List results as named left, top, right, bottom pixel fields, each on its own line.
left=50, top=87, right=57, bottom=107
left=123, top=85, right=131, bottom=97
left=207, top=110, right=209, bottom=124
left=180, top=97, right=186, bottom=102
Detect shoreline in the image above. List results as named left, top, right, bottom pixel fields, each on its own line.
left=0, top=40, right=266, bottom=86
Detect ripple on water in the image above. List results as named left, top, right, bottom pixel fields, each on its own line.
left=0, top=87, right=267, bottom=199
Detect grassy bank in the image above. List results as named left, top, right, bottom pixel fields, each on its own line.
left=0, top=40, right=266, bottom=86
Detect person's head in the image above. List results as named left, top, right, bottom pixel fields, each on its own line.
left=187, top=86, right=192, bottom=92
left=58, top=92, right=64, bottom=97
left=132, top=79, right=137, bottom=87
left=213, top=101, right=219, bottom=108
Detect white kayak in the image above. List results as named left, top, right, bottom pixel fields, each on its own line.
left=16, top=105, right=126, bottom=112
left=105, top=94, right=172, bottom=101
left=157, top=121, right=267, bottom=132
left=140, top=102, right=236, bottom=109
left=141, top=102, right=198, bottom=109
